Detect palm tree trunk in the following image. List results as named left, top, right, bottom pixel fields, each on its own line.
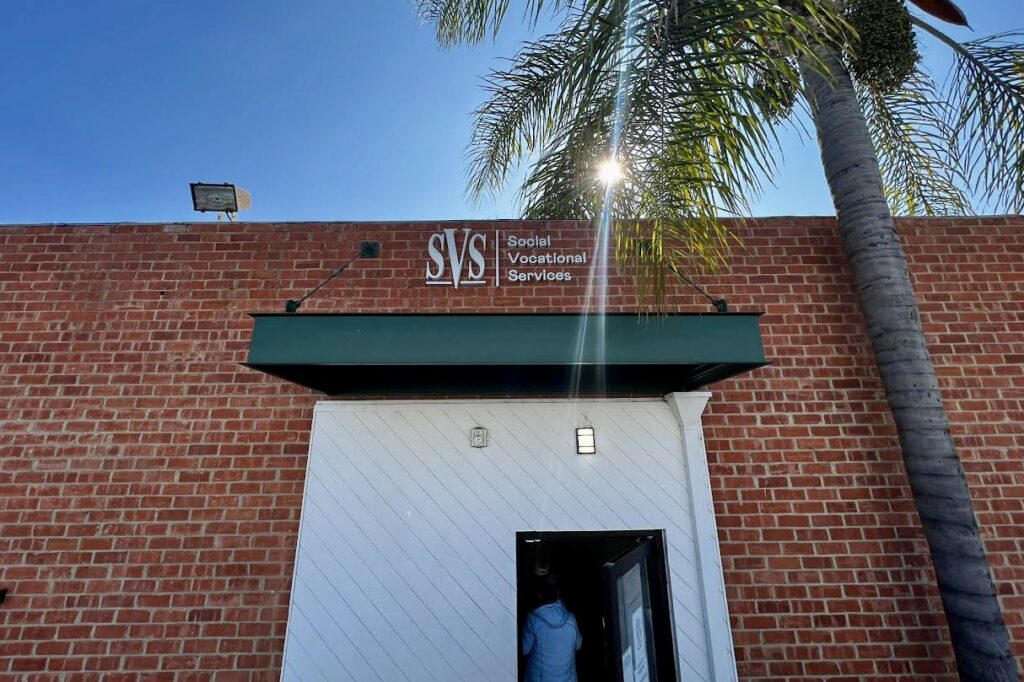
left=800, top=48, right=1018, bottom=680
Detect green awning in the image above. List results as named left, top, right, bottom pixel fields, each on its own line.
left=244, top=313, right=767, bottom=395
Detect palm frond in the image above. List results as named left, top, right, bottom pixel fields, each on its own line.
left=418, top=0, right=568, bottom=46
left=914, top=19, right=1024, bottom=212
left=468, top=6, right=621, bottom=201
left=858, top=71, right=971, bottom=215
left=946, top=32, right=1024, bottom=213
left=457, top=0, right=848, bottom=281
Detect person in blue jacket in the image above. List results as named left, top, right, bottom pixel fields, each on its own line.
left=522, top=574, right=582, bottom=682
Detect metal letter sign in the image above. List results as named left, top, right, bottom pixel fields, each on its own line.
left=425, top=228, right=487, bottom=288
left=424, top=228, right=589, bottom=288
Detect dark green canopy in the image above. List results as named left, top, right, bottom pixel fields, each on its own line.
left=245, top=313, right=767, bottom=395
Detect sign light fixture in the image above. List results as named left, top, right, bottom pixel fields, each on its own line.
left=284, top=241, right=381, bottom=313
left=576, top=427, right=596, bottom=455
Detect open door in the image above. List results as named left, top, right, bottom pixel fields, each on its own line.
left=516, top=530, right=678, bottom=682
left=603, top=540, right=658, bottom=682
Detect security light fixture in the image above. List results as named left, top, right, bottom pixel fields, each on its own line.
left=358, top=241, right=381, bottom=258
left=576, top=427, right=596, bottom=455
left=190, top=182, right=252, bottom=216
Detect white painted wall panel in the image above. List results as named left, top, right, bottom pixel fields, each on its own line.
left=282, top=398, right=736, bottom=682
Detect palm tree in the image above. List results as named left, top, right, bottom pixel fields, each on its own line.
left=419, top=0, right=1023, bottom=678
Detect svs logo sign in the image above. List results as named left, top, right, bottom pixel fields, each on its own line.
left=425, top=228, right=488, bottom=288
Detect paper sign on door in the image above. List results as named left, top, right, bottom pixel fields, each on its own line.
left=631, top=608, right=650, bottom=682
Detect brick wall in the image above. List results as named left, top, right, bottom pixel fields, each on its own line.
left=702, top=217, right=1024, bottom=679
left=0, top=218, right=1020, bottom=680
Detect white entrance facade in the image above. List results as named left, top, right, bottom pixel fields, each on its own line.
left=281, top=395, right=736, bottom=682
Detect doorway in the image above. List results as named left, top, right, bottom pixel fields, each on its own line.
left=516, top=530, right=678, bottom=682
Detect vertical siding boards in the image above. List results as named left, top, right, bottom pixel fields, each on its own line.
left=0, top=217, right=1022, bottom=679
left=283, top=400, right=721, bottom=682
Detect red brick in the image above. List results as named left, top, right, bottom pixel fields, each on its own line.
left=2, top=218, right=1022, bottom=681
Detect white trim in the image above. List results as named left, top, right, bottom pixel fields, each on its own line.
left=664, top=391, right=711, bottom=424
left=279, top=408, right=321, bottom=675
left=665, top=392, right=737, bottom=682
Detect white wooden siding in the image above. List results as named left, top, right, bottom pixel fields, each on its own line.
left=282, top=397, right=736, bottom=682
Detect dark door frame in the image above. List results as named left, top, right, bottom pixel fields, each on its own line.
left=604, top=539, right=657, bottom=682
left=515, top=529, right=680, bottom=682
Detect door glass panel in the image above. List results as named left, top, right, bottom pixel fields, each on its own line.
left=615, top=556, right=654, bottom=682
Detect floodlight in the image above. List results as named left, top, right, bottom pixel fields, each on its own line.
left=190, top=183, right=251, bottom=214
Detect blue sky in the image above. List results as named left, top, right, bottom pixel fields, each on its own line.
left=0, top=1, right=1011, bottom=224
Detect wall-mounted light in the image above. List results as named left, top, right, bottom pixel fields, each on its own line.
left=576, top=427, right=596, bottom=455
left=469, top=427, right=488, bottom=448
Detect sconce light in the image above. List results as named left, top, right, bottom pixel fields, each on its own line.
left=576, top=427, right=596, bottom=455
left=469, top=427, right=488, bottom=448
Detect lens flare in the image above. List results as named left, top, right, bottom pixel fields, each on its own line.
left=597, top=159, right=624, bottom=186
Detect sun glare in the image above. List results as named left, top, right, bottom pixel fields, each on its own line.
left=597, top=158, right=625, bottom=186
